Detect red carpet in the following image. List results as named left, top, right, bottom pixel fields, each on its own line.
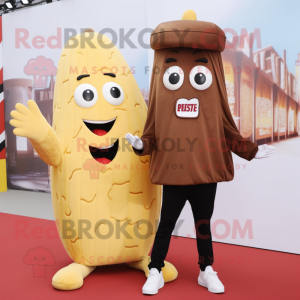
left=0, top=212, right=299, bottom=300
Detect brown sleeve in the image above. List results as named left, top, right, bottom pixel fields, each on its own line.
left=207, top=51, right=258, bottom=161
left=133, top=118, right=156, bottom=156
left=223, top=116, right=258, bottom=161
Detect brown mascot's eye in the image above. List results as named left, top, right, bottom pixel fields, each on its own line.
left=163, top=66, right=184, bottom=90
left=194, top=73, right=206, bottom=85
left=169, top=73, right=180, bottom=84
left=190, top=66, right=213, bottom=90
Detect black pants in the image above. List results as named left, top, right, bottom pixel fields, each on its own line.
left=148, top=183, right=217, bottom=272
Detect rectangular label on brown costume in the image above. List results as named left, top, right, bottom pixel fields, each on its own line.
left=175, top=98, right=199, bottom=118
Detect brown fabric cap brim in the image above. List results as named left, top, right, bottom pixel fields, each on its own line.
left=150, top=20, right=226, bottom=52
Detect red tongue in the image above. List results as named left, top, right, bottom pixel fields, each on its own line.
left=95, top=157, right=111, bottom=164
left=92, top=129, right=107, bottom=136
left=92, top=129, right=110, bottom=164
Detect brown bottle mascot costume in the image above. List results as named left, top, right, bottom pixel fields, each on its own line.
left=126, top=9, right=275, bottom=295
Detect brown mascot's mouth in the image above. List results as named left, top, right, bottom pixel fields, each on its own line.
left=83, top=117, right=116, bottom=136
left=89, top=139, right=119, bottom=165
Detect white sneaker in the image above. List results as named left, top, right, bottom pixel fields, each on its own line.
left=142, top=268, right=164, bottom=295
left=198, top=266, right=225, bottom=293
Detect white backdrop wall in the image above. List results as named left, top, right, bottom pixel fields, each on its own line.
left=3, top=0, right=300, bottom=254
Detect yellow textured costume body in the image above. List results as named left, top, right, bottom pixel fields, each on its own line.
left=10, top=31, right=177, bottom=290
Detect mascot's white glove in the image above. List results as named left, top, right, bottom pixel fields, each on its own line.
left=125, top=133, right=144, bottom=150
left=255, top=144, right=275, bottom=159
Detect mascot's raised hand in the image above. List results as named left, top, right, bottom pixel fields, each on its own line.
left=10, top=100, right=51, bottom=142
left=10, top=99, right=61, bottom=167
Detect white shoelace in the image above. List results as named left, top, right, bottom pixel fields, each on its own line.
left=147, top=271, right=160, bottom=284
left=204, top=271, right=219, bottom=283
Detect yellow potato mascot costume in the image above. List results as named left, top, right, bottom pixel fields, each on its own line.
left=10, top=30, right=177, bottom=290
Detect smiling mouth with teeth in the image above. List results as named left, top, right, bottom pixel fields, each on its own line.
left=83, top=117, right=119, bottom=165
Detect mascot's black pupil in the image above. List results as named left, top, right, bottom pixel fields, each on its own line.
left=169, top=73, right=180, bottom=85
left=195, top=73, right=206, bottom=85
left=110, top=87, right=121, bottom=98
left=83, top=89, right=94, bottom=101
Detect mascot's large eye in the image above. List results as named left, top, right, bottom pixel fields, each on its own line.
left=74, top=83, right=98, bottom=108
left=102, top=82, right=124, bottom=106
left=163, top=66, right=184, bottom=90
left=189, top=66, right=213, bottom=90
